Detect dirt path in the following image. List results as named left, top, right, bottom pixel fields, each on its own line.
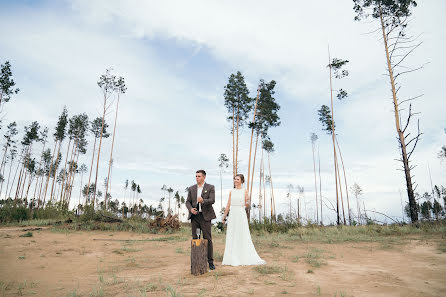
left=0, top=227, right=445, bottom=296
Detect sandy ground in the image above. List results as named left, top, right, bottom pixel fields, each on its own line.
left=0, top=226, right=445, bottom=297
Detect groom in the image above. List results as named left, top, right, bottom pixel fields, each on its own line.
left=186, top=169, right=216, bottom=270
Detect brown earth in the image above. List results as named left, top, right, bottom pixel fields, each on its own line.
left=0, top=226, right=445, bottom=297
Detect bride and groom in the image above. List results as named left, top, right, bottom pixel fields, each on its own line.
left=186, top=169, right=265, bottom=271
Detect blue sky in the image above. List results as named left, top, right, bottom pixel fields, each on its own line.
left=1, top=0, right=445, bottom=223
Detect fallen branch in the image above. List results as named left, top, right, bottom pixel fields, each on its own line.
left=363, top=209, right=402, bottom=224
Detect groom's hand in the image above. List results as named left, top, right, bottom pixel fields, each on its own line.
left=191, top=208, right=198, bottom=215
left=197, top=197, right=204, bottom=203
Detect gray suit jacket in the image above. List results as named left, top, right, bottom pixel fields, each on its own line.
left=186, top=183, right=216, bottom=221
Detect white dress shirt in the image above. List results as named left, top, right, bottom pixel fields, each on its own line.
left=197, top=183, right=204, bottom=212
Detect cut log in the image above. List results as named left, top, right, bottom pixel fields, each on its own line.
left=191, top=239, right=208, bottom=275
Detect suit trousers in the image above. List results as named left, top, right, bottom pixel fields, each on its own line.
left=191, top=212, right=213, bottom=265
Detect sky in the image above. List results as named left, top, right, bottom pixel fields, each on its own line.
left=1, top=0, right=445, bottom=224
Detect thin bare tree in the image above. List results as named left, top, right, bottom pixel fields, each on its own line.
left=353, top=0, right=423, bottom=223
left=105, top=76, right=126, bottom=201
left=310, top=133, right=319, bottom=224
left=93, top=68, right=122, bottom=207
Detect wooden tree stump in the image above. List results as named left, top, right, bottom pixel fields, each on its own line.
left=191, top=239, right=208, bottom=275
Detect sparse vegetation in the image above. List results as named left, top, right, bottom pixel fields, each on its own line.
left=303, top=247, right=327, bottom=268
left=254, top=264, right=285, bottom=275
left=19, top=231, right=33, bottom=237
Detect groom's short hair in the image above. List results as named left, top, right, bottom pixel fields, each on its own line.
left=196, top=169, right=206, bottom=176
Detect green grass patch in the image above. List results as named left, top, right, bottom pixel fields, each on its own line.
left=303, top=247, right=327, bottom=268
left=254, top=264, right=285, bottom=275
left=19, top=231, right=33, bottom=237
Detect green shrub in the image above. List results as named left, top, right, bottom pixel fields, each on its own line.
left=0, top=203, right=30, bottom=223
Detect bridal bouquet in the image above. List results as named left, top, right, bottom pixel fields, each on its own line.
left=214, top=221, right=225, bottom=233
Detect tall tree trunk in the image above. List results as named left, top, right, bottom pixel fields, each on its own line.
left=86, top=136, right=97, bottom=206
left=0, top=159, right=7, bottom=198
left=32, top=140, right=47, bottom=208
left=19, top=164, right=29, bottom=199
left=0, top=147, right=8, bottom=175
left=363, top=201, right=367, bottom=223
left=42, top=140, right=58, bottom=204
left=32, top=172, right=40, bottom=203
left=427, top=164, right=438, bottom=220
left=219, top=169, right=223, bottom=210
left=318, top=145, right=323, bottom=225
left=259, top=149, right=263, bottom=222
left=168, top=192, right=171, bottom=215
left=311, top=141, right=319, bottom=224
left=67, top=140, right=79, bottom=202
left=328, top=47, right=341, bottom=225
left=55, top=179, right=61, bottom=202
left=335, top=155, right=347, bottom=225
left=106, top=95, right=120, bottom=202
left=7, top=152, right=22, bottom=199
left=33, top=172, right=43, bottom=208
left=249, top=133, right=259, bottom=219
left=63, top=139, right=78, bottom=205
left=0, top=146, right=9, bottom=196
left=267, top=152, right=276, bottom=222
left=25, top=174, right=34, bottom=200
left=93, top=102, right=107, bottom=206
left=14, top=147, right=29, bottom=200
left=298, top=198, right=300, bottom=222
left=235, top=107, right=239, bottom=176
left=122, top=187, right=127, bottom=218
left=20, top=146, right=34, bottom=199
left=67, top=147, right=80, bottom=207
left=64, top=142, right=78, bottom=206
left=37, top=167, right=47, bottom=208
left=232, top=107, right=235, bottom=178
left=379, top=6, right=418, bottom=222
left=246, top=88, right=260, bottom=197
left=79, top=171, right=84, bottom=209
left=335, top=136, right=352, bottom=225
left=59, top=138, right=72, bottom=204
left=14, top=161, right=25, bottom=200
left=49, top=141, right=63, bottom=202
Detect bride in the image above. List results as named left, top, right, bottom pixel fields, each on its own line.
left=221, top=174, right=266, bottom=266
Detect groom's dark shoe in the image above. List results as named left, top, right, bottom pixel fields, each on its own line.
left=209, top=263, right=215, bottom=270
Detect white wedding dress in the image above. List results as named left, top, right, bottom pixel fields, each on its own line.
left=222, top=188, right=266, bottom=266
